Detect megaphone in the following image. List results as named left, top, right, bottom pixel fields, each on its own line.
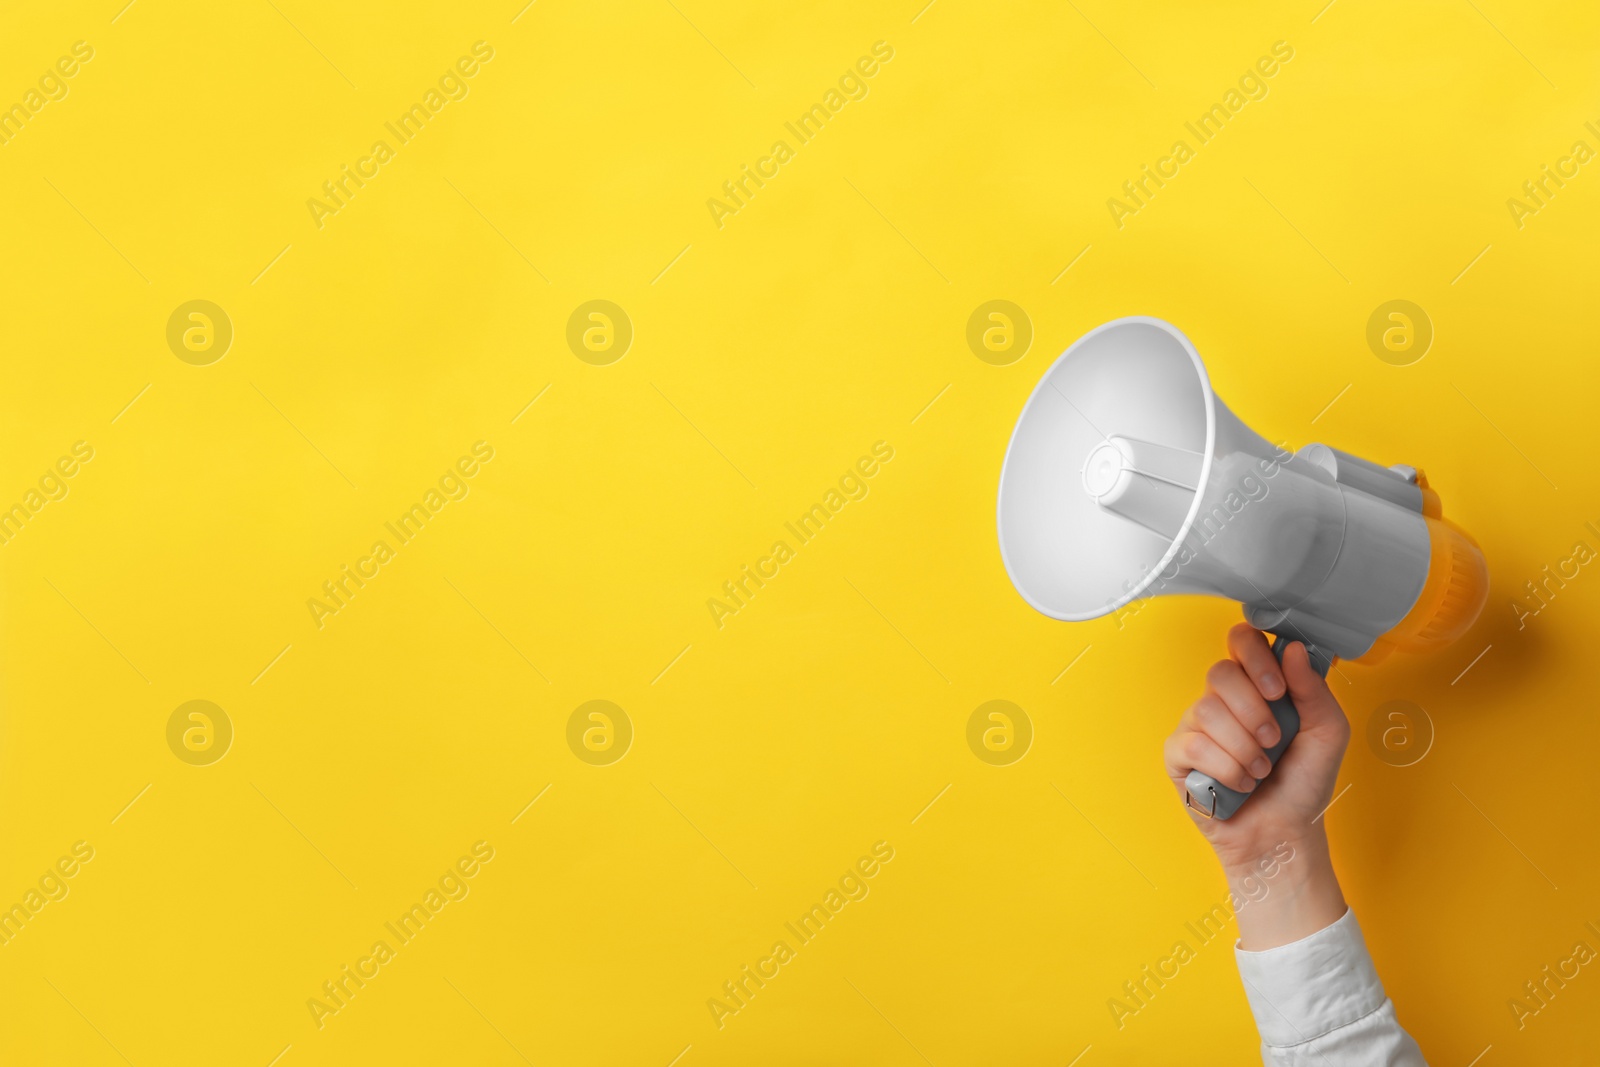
left=997, top=317, right=1487, bottom=820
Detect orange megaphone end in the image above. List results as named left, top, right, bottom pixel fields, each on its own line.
left=1359, top=473, right=1488, bottom=664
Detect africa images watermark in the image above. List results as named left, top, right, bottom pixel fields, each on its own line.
left=706, top=841, right=896, bottom=1030
left=705, top=41, right=896, bottom=230
left=1, top=440, right=95, bottom=547
left=1108, top=841, right=1297, bottom=1029
left=706, top=441, right=895, bottom=629
left=0, top=40, right=95, bottom=148
left=0, top=841, right=96, bottom=947
left=306, top=42, right=496, bottom=229
left=306, top=441, right=495, bottom=629
left=1109, top=441, right=1295, bottom=630
left=1508, top=919, right=1600, bottom=1030
left=306, top=840, right=496, bottom=1029
left=1106, top=41, right=1296, bottom=229
left=1511, top=520, right=1600, bottom=630
left=1505, top=120, right=1600, bottom=230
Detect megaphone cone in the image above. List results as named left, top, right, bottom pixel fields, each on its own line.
left=997, top=317, right=1486, bottom=819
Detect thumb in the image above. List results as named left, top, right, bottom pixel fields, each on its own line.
left=1282, top=641, right=1346, bottom=736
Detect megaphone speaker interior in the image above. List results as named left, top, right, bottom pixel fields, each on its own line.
left=997, top=317, right=1487, bottom=819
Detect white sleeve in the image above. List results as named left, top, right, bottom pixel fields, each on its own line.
left=1234, top=908, right=1427, bottom=1066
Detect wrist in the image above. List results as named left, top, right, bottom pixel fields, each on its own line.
left=1219, top=827, right=1327, bottom=883
left=1224, top=833, right=1346, bottom=950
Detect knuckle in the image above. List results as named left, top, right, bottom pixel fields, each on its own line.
left=1235, top=695, right=1270, bottom=723
left=1227, top=736, right=1262, bottom=764
left=1163, top=731, right=1186, bottom=760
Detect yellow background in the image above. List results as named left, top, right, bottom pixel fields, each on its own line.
left=2, top=0, right=1597, bottom=1063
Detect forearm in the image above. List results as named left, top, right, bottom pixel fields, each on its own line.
left=1224, top=831, right=1346, bottom=951
left=1170, top=632, right=1422, bottom=1061
left=1224, top=835, right=1426, bottom=1065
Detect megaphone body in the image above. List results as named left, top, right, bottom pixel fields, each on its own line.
left=997, top=317, right=1487, bottom=819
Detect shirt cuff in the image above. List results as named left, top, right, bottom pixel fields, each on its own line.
left=1234, top=908, right=1388, bottom=1048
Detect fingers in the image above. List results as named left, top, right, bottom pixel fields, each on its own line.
left=1165, top=728, right=1254, bottom=794
left=1192, top=686, right=1272, bottom=781
left=1207, top=657, right=1280, bottom=752
left=1282, top=641, right=1348, bottom=735
left=1165, top=635, right=1344, bottom=811
left=1227, top=624, right=1286, bottom=700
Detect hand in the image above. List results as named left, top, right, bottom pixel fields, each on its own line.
left=1163, top=624, right=1350, bottom=948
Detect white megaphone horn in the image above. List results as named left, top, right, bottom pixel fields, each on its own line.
left=996, top=317, right=1487, bottom=820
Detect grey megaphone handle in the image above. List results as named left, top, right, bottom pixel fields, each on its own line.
left=1183, top=633, right=1334, bottom=821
